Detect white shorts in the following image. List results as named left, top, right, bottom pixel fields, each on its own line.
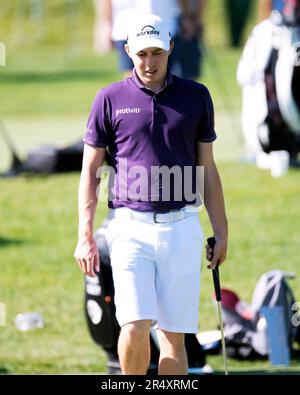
left=105, top=207, right=204, bottom=333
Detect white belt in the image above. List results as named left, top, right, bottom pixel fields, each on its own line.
left=108, top=207, right=196, bottom=224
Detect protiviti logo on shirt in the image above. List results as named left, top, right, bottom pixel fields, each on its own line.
left=116, top=107, right=142, bottom=117
left=136, top=25, right=160, bottom=38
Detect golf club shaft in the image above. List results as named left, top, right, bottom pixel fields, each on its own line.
left=207, top=236, right=229, bottom=375
left=217, top=301, right=228, bottom=375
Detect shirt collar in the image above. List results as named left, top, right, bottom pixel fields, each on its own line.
left=131, top=68, right=174, bottom=92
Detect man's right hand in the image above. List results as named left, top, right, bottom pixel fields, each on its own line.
left=74, top=238, right=100, bottom=278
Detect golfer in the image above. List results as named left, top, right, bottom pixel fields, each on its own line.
left=74, top=14, right=228, bottom=375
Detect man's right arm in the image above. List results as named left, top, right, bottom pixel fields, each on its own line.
left=74, top=144, right=106, bottom=277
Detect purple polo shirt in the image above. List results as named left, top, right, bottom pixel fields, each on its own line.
left=83, top=69, right=217, bottom=212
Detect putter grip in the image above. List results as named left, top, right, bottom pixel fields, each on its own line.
left=207, top=237, right=221, bottom=302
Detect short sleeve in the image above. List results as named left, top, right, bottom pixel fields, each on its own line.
left=83, top=90, right=111, bottom=148
left=196, top=86, right=217, bottom=143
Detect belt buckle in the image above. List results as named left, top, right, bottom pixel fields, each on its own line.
left=153, top=212, right=164, bottom=223
left=153, top=212, right=159, bottom=223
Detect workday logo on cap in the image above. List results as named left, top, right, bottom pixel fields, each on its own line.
left=128, top=14, right=170, bottom=54
left=137, top=25, right=160, bottom=38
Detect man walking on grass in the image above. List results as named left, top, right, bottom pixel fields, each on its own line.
left=74, top=14, right=228, bottom=375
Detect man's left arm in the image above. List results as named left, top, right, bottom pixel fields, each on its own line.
left=197, top=141, right=228, bottom=269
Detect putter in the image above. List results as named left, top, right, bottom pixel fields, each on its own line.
left=207, top=237, right=229, bottom=375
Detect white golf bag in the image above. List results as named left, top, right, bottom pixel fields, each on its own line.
left=237, top=11, right=300, bottom=163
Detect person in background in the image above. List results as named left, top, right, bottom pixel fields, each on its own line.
left=93, top=0, right=206, bottom=80
left=171, top=0, right=206, bottom=79
left=224, top=0, right=253, bottom=47
left=258, top=0, right=285, bottom=21
left=93, top=0, right=136, bottom=77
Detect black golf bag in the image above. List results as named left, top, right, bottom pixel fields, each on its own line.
left=0, top=120, right=84, bottom=176
left=84, top=217, right=207, bottom=374
left=21, top=140, right=84, bottom=173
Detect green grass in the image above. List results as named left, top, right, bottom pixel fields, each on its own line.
left=1, top=0, right=300, bottom=375
left=0, top=174, right=107, bottom=374
left=1, top=164, right=300, bottom=374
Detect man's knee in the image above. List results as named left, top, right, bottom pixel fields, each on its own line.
left=157, top=330, right=185, bottom=351
left=120, top=320, right=151, bottom=344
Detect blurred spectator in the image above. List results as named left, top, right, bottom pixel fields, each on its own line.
left=171, top=0, right=206, bottom=79
left=93, top=0, right=206, bottom=79
left=224, top=0, right=253, bottom=47
left=258, top=0, right=285, bottom=21
left=93, top=0, right=136, bottom=77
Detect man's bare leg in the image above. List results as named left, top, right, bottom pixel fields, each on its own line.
left=156, top=330, right=188, bottom=375
left=118, top=320, right=151, bottom=375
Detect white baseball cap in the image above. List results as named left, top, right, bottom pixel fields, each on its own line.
left=127, top=14, right=171, bottom=54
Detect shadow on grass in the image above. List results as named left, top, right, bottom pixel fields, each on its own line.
left=214, top=370, right=300, bottom=375
left=0, top=70, right=118, bottom=84
left=0, top=236, right=27, bottom=248
left=0, top=367, right=11, bottom=374
left=208, top=351, right=300, bottom=375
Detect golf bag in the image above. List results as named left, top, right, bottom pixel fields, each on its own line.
left=14, top=140, right=84, bottom=174
left=0, top=121, right=84, bottom=176
left=212, top=270, right=300, bottom=360
left=237, top=1, right=300, bottom=161
left=84, top=216, right=207, bottom=374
